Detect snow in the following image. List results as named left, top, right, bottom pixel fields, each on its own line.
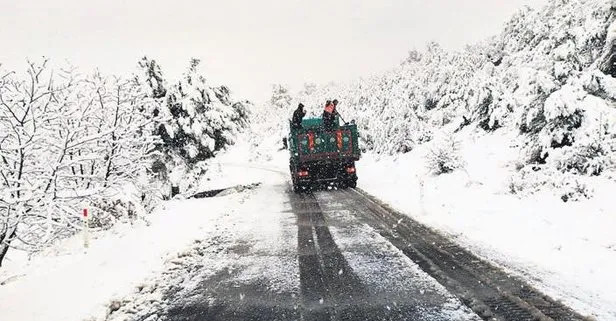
left=198, top=140, right=288, bottom=192
left=357, top=129, right=616, bottom=320
left=0, top=195, right=237, bottom=321
left=315, top=192, right=480, bottom=320
left=90, top=152, right=298, bottom=321
left=0, top=142, right=287, bottom=321
left=3, top=1, right=616, bottom=319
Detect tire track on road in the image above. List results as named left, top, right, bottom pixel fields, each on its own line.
left=290, top=190, right=371, bottom=321
left=337, top=187, right=589, bottom=321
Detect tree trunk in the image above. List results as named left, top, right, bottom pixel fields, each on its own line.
left=0, top=226, right=17, bottom=267
left=171, top=186, right=180, bottom=198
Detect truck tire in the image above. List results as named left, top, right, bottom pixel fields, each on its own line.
left=347, top=180, right=357, bottom=188
left=293, top=184, right=303, bottom=193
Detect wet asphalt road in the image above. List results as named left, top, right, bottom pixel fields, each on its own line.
left=159, top=184, right=478, bottom=321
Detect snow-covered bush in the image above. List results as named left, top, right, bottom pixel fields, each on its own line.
left=270, top=84, right=293, bottom=110
left=508, top=165, right=593, bottom=201
left=554, top=141, right=613, bottom=176
left=509, top=165, right=555, bottom=196
left=425, top=136, right=464, bottom=175
left=88, top=198, right=140, bottom=229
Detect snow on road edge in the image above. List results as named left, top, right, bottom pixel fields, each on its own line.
left=0, top=194, right=240, bottom=321
left=357, top=129, right=616, bottom=320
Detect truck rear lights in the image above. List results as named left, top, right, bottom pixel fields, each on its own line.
left=308, top=133, right=315, bottom=150
left=336, top=130, right=343, bottom=150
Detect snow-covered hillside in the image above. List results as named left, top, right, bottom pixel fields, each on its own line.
left=262, top=0, right=616, bottom=202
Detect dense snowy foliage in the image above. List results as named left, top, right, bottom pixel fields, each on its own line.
left=248, top=84, right=294, bottom=162
left=426, top=136, right=465, bottom=175
left=260, top=0, right=616, bottom=201
left=0, top=60, right=160, bottom=264
left=0, top=58, right=250, bottom=265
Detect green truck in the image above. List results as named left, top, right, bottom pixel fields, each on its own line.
left=287, top=116, right=361, bottom=192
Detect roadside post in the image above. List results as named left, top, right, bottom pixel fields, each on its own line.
left=83, top=208, right=90, bottom=249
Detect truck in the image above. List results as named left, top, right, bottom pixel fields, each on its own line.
left=287, top=116, right=361, bottom=192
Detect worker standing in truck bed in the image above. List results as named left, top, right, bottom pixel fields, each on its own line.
left=323, top=99, right=338, bottom=130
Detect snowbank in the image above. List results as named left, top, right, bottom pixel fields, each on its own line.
left=357, top=129, right=616, bottom=320
left=0, top=195, right=239, bottom=321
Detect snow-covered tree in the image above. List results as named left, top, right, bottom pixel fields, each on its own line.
left=298, top=82, right=317, bottom=98
left=252, top=0, right=616, bottom=200
left=270, top=84, right=292, bottom=111
left=0, top=60, right=164, bottom=265
left=137, top=56, right=167, bottom=99
left=157, top=58, right=250, bottom=165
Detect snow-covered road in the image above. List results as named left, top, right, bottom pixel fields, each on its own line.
left=104, top=179, right=478, bottom=321
left=101, top=176, right=583, bottom=320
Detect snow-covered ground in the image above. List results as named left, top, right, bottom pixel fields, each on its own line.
left=0, top=141, right=287, bottom=321
left=356, top=129, right=616, bottom=320
left=0, top=196, right=227, bottom=321
left=98, top=164, right=300, bottom=321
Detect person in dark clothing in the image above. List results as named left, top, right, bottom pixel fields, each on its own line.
left=291, top=103, right=306, bottom=129
left=323, top=99, right=338, bottom=130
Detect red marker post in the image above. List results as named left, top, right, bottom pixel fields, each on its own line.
left=83, top=208, right=90, bottom=249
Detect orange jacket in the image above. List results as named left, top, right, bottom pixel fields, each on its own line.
left=324, top=103, right=335, bottom=114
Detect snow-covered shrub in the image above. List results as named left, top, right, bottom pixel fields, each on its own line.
left=518, top=136, right=549, bottom=165
left=560, top=178, right=593, bottom=202
left=538, top=85, right=616, bottom=176
left=508, top=165, right=593, bottom=201
left=425, top=136, right=464, bottom=175
left=177, top=161, right=210, bottom=197
left=509, top=165, right=555, bottom=196
left=537, top=85, right=585, bottom=149
left=88, top=199, right=136, bottom=229
left=582, top=70, right=616, bottom=101
left=554, top=142, right=613, bottom=176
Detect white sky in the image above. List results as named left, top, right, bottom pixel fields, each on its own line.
left=0, top=0, right=547, bottom=103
